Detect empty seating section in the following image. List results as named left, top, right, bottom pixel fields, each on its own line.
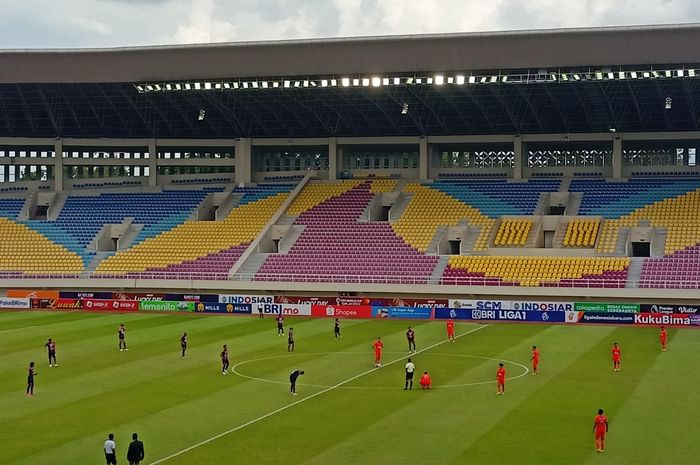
left=393, top=184, right=494, bottom=252
left=494, top=219, right=532, bottom=247
left=0, top=198, right=24, bottom=219
left=286, top=180, right=362, bottom=215
left=0, top=217, right=83, bottom=276
left=640, top=245, right=700, bottom=288
left=443, top=256, right=629, bottom=287
left=430, top=179, right=560, bottom=217
left=256, top=182, right=439, bottom=283
left=563, top=219, right=599, bottom=247
left=95, top=186, right=292, bottom=276
left=370, top=179, right=397, bottom=193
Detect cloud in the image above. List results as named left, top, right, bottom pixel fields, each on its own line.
left=1, top=0, right=700, bottom=48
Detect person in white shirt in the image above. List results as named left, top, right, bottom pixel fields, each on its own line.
left=404, top=358, right=416, bottom=390
left=104, top=433, right=117, bottom=465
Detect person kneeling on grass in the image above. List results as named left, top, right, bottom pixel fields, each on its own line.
left=420, top=371, right=432, bottom=390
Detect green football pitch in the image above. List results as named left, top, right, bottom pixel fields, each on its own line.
left=1, top=311, right=699, bottom=465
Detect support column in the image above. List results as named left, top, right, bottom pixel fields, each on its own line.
left=513, top=135, right=523, bottom=180
left=54, top=139, right=64, bottom=192
left=235, top=138, right=252, bottom=184
left=419, top=136, right=428, bottom=180
left=328, top=137, right=337, bottom=180
left=148, top=138, right=158, bottom=187
left=613, top=134, right=622, bottom=179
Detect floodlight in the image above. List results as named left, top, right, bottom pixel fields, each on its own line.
left=261, top=81, right=268, bottom=88
left=310, top=81, right=317, bottom=87
left=456, top=75, right=465, bottom=85
left=198, top=109, right=206, bottom=121
left=630, top=72, right=638, bottom=79
left=447, top=77, right=454, bottom=84
left=204, top=82, right=212, bottom=90
left=215, top=83, right=222, bottom=89
left=252, top=81, right=259, bottom=88
left=294, top=81, right=301, bottom=88
left=146, top=85, right=154, bottom=91
left=303, top=80, right=309, bottom=87
left=371, top=77, right=381, bottom=87
left=481, top=76, right=488, bottom=83
left=165, top=84, right=172, bottom=91
left=607, top=72, right=614, bottom=80
left=664, top=70, right=672, bottom=78
left=676, top=69, right=684, bottom=77
left=502, top=75, right=508, bottom=83
left=573, top=74, right=581, bottom=80
left=595, top=72, right=603, bottom=80
left=468, top=76, right=476, bottom=84
left=652, top=71, right=659, bottom=78
left=665, top=97, right=672, bottom=109
left=223, top=83, right=230, bottom=89
left=342, top=78, right=350, bottom=87
left=321, top=79, right=328, bottom=87
left=136, top=85, right=145, bottom=92
left=416, top=78, right=423, bottom=84
left=284, top=80, right=291, bottom=88
left=550, top=74, right=557, bottom=81
left=273, top=81, right=280, bottom=88
left=393, top=77, right=401, bottom=85
left=243, top=82, right=249, bottom=89
left=194, top=82, right=202, bottom=90
left=331, top=79, right=337, bottom=86
left=233, top=82, right=239, bottom=89
left=643, top=71, right=651, bottom=78
left=689, top=69, right=696, bottom=77
left=618, top=72, right=625, bottom=79
left=401, top=103, right=409, bottom=114
left=561, top=74, right=569, bottom=81
left=382, top=78, right=389, bottom=86
left=435, top=75, right=444, bottom=85
left=353, top=78, right=360, bottom=86
left=407, top=77, right=414, bottom=84
left=427, top=77, right=434, bottom=84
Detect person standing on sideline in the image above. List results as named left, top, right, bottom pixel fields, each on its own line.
left=180, top=332, right=188, bottom=359
left=289, top=369, right=304, bottom=395
left=118, top=324, right=128, bottom=351
left=26, top=362, right=36, bottom=396
left=612, top=342, right=621, bottom=372
left=404, top=358, right=415, bottom=390
left=660, top=326, right=668, bottom=351
left=446, top=318, right=455, bottom=342
left=44, top=338, right=58, bottom=367
left=593, top=408, right=609, bottom=453
left=221, top=344, right=229, bottom=375
left=126, top=433, right=145, bottom=465
left=372, top=337, right=384, bottom=367
left=420, top=371, right=432, bottom=389
left=287, top=327, right=295, bottom=352
left=258, top=305, right=264, bottom=319
left=334, top=318, right=341, bottom=339
left=276, top=314, right=284, bottom=336
left=531, top=345, right=540, bottom=374
left=104, top=433, right=117, bottom=465
left=496, top=363, right=506, bottom=395
left=406, top=326, right=416, bottom=353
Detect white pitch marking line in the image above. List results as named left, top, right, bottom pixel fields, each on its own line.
left=232, top=352, right=529, bottom=389
left=150, top=324, right=489, bottom=464
left=0, top=325, right=38, bottom=333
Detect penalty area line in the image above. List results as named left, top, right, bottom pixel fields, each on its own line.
left=150, top=324, right=489, bottom=464
left=0, top=325, right=38, bottom=333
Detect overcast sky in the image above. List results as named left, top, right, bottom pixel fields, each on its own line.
left=1, top=0, right=700, bottom=49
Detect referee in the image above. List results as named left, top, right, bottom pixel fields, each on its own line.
left=404, top=358, right=415, bottom=390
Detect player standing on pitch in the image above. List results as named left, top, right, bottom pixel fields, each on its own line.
left=593, top=408, right=609, bottom=452
left=44, top=338, right=58, bottom=367
left=660, top=326, right=668, bottom=351
left=276, top=314, right=284, bottom=336
left=372, top=337, right=384, bottom=367
left=531, top=345, right=540, bottom=374
left=334, top=318, right=341, bottom=339
left=287, top=327, right=295, bottom=352
left=406, top=326, right=416, bottom=353
left=221, top=344, right=229, bottom=375
left=496, top=363, right=506, bottom=395
left=404, top=358, right=415, bottom=390
left=612, top=342, right=621, bottom=372
left=290, top=369, right=304, bottom=395
left=446, top=318, right=455, bottom=342
left=26, top=361, right=36, bottom=396
left=118, top=324, right=128, bottom=351
left=181, top=332, right=188, bottom=358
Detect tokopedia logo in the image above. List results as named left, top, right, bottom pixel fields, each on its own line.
left=634, top=314, right=690, bottom=325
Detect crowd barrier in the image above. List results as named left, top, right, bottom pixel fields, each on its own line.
left=4, top=289, right=700, bottom=327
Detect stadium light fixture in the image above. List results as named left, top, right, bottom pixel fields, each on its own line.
left=284, top=80, right=291, bottom=88
left=303, top=80, right=309, bottom=87
left=652, top=71, right=659, bottom=78
left=136, top=85, right=145, bottom=92
left=382, top=78, right=390, bottom=86
left=223, top=83, right=230, bottom=89
left=393, top=77, right=401, bottom=85
left=595, top=71, right=603, bottom=80
left=330, top=79, right=337, bottom=86
left=407, top=77, right=414, bottom=84
left=233, top=82, right=239, bottom=89
left=194, top=82, right=202, bottom=90
left=482, top=76, right=489, bottom=83
left=676, top=69, right=684, bottom=77
left=607, top=72, right=614, bottom=80
left=242, top=81, right=249, bottom=89
left=434, top=75, right=444, bottom=85
left=665, top=97, right=672, bottom=109
left=690, top=69, right=696, bottom=77
left=341, top=78, right=350, bottom=87
left=273, top=81, right=280, bottom=88
left=416, top=78, right=423, bottom=84
left=664, top=70, right=672, bottom=78
left=204, top=82, right=212, bottom=90
left=427, top=77, right=434, bottom=84
left=198, top=109, right=206, bottom=121
left=371, top=77, right=381, bottom=87
left=164, top=84, right=172, bottom=91
left=146, top=85, right=154, bottom=91
left=321, top=79, right=328, bottom=87
left=630, top=72, right=638, bottom=79
left=261, top=81, right=268, bottom=88
left=353, top=78, right=360, bottom=86
left=293, top=81, right=301, bottom=88
left=252, top=81, right=259, bottom=88
left=573, top=74, right=581, bottom=80
left=447, top=77, right=454, bottom=84
left=215, top=83, right=222, bottom=89
left=502, top=75, right=508, bottom=83
left=550, top=74, right=557, bottom=81
left=618, top=72, right=625, bottom=79
left=401, top=103, right=409, bottom=115
left=561, top=74, right=569, bottom=81
left=456, top=75, right=465, bottom=85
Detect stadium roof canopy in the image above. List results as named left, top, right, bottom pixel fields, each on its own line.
left=1, top=24, right=700, bottom=139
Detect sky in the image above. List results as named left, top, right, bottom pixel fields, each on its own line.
left=1, top=0, right=699, bottom=49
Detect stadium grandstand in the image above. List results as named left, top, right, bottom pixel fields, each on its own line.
left=2, top=23, right=700, bottom=299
